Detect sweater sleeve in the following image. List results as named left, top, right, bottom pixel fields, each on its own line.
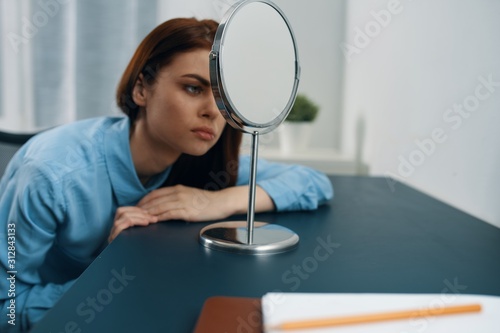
left=0, top=162, right=74, bottom=332
left=236, top=156, right=333, bottom=211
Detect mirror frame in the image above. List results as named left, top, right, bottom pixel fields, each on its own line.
left=209, top=0, right=301, bottom=134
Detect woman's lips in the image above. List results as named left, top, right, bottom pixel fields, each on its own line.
left=192, top=127, right=216, bottom=141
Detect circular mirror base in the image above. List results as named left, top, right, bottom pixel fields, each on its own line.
left=199, top=221, right=299, bottom=255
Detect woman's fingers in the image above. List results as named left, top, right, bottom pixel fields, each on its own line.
left=108, top=206, right=158, bottom=243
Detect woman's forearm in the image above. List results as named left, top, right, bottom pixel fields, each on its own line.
left=223, top=185, right=275, bottom=216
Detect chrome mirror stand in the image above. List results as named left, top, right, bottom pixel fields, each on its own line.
left=199, top=133, right=299, bottom=255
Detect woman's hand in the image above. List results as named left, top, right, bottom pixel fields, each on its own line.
left=137, top=185, right=234, bottom=222
left=109, top=185, right=275, bottom=241
left=108, top=206, right=158, bottom=242
left=137, top=184, right=275, bottom=222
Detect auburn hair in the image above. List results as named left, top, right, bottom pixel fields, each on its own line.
left=116, top=18, right=242, bottom=189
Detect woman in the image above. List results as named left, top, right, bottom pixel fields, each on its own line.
left=0, top=18, right=332, bottom=332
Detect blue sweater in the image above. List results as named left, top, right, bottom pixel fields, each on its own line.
left=0, top=117, right=333, bottom=331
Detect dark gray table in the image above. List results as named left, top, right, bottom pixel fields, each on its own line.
left=31, top=176, right=500, bottom=332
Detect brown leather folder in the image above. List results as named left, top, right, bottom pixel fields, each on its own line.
left=193, top=296, right=263, bottom=333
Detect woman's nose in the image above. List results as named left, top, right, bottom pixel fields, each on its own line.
left=201, top=95, right=221, bottom=119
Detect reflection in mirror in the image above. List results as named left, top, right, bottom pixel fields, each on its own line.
left=220, top=2, right=297, bottom=127
left=211, top=0, right=300, bottom=134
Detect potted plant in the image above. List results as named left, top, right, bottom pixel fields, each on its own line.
left=280, top=94, right=319, bottom=153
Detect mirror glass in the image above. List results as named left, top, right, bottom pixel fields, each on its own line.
left=211, top=0, right=300, bottom=134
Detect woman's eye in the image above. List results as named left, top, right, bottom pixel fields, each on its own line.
left=185, top=85, right=203, bottom=95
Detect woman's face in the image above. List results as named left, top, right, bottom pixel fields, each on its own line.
left=132, top=48, right=226, bottom=160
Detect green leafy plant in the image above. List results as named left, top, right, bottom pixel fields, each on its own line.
left=285, top=94, right=319, bottom=122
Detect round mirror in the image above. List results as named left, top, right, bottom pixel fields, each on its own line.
left=210, top=0, right=300, bottom=134
left=200, top=0, right=301, bottom=255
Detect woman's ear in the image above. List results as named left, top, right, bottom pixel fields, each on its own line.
left=132, top=73, right=147, bottom=107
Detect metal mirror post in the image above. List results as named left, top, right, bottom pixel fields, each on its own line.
left=199, top=0, right=301, bottom=255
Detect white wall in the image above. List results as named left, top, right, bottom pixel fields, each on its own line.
left=251, top=0, right=345, bottom=151
left=341, top=0, right=500, bottom=227
left=274, top=0, right=346, bottom=150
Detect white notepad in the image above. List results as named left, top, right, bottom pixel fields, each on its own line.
left=262, top=293, right=500, bottom=332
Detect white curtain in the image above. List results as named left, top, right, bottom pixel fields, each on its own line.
left=0, top=0, right=236, bottom=132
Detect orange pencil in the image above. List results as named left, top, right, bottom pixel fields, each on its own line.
left=270, top=303, right=482, bottom=331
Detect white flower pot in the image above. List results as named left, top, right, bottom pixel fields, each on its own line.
left=279, top=122, right=313, bottom=153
